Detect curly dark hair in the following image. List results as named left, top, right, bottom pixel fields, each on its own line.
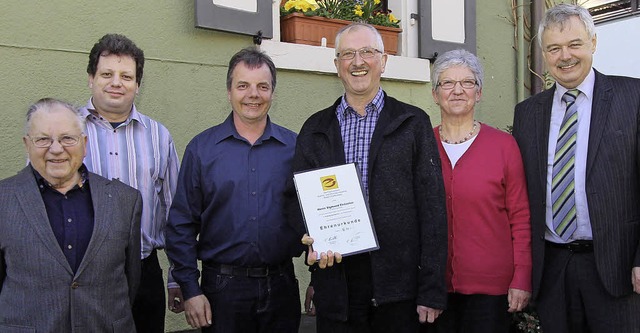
left=87, top=34, right=145, bottom=85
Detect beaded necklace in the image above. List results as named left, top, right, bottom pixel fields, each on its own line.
left=439, top=120, right=478, bottom=144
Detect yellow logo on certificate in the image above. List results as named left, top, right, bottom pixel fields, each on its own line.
left=320, top=175, right=338, bottom=191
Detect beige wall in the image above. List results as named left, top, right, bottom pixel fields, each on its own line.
left=0, top=1, right=518, bottom=331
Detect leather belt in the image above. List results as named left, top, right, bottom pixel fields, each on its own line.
left=546, top=240, right=593, bottom=253
left=205, top=262, right=290, bottom=278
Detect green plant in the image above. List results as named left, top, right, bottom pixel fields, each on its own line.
left=513, top=308, right=543, bottom=333
left=281, top=0, right=400, bottom=28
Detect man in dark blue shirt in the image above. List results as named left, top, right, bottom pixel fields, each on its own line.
left=166, top=47, right=302, bottom=333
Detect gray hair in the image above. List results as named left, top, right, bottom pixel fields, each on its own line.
left=431, top=49, right=484, bottom=91
left=25, top=98, right=86, bottom=135
left=335, top=23, right=385, bottom=55
left=538, top=3, right=595, bottom=46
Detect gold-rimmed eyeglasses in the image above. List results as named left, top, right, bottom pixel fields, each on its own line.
left=27, top=134, right=83, bottom=148
left=437, top=79, right=478, bottom=90
left=336, top=47, right=382, bottom=61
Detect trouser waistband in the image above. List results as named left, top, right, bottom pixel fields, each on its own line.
left=545, top=240, right=593, bottom=253
left=203, top=261, right=292, bottom=278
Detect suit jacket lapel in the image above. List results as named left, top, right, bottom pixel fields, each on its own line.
left=536, top=87, right=555, bottom=187
left=15, top=167, right=73, bottom=274
left=586, top=71, right=612, bottom=177
left=75, top=174, right=112, bottom=277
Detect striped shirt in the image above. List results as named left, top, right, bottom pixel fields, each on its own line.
left=336, top=88, right=385, bottom=196
left=80, top=99, right=179, bottom=266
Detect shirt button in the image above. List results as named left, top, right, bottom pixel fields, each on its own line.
left=250, top=217, right=257, bottom=221
left=251, top=191, right=256, bottom=196
left=71, top=281, right=80, bottom=289
left=251, top=168, right=256, bottom=172
left=67, top=245, right=72, bottom=250
left=67, top=218, right=72, bottom=223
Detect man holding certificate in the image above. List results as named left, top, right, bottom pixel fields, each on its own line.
left=286, top=23, right=448, bottom=332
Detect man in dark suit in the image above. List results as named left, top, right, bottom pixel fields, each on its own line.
left=0, top=98, right=142, bottom=332
left=513, top=4, right=640, bottom=332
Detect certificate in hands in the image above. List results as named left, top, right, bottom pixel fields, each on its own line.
left=293, top=163, right=379, bottom=256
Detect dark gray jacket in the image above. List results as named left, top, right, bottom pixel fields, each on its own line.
left=0, top=167, right=141, bottom=332
left=287, top=93, right=447, bottom=320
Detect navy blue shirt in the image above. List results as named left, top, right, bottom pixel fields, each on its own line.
left=33, top=164, right=94, bottom=273
left=167, top=114, right=300, bottom=300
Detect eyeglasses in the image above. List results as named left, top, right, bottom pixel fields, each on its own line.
left=437, top=79, right=478, bottom=90
left=336, top=47, right=382, bottom=60
left=28, top=134, right=83, bottom=148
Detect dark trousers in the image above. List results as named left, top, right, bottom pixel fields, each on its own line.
left=201, top=262, right=301, bottom=333
left=317, top=300, right=420, bottom=333
left=421, top=293, right=510, bottom=333
left=316, top=254, right=420, bottom=333
left=132, top=249, right=166, bottom=333
left=536, top=243, right=640, bottom=333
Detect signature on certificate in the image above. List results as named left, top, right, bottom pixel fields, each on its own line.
left=324, top=235, right=338, bottom=245
left=347, top=232, right=362, bottom=246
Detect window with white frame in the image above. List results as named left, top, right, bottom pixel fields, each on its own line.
left=194, top=0, right=477, bottom=82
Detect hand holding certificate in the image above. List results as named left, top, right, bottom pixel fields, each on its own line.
left=293, top=163, right=379, bottom=258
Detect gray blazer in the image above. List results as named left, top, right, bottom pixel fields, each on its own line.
left=513, top=70, right=640, bottom=299
left=0, top=167, right=142, bottom=332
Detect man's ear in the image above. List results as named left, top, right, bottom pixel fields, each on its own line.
left=380, top=53, right=388, bottom=74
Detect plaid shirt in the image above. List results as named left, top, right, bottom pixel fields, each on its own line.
left=336, top=88, right=385, bottom=196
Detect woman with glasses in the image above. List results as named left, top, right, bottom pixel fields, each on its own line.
left=423, top=49, right=532, bottom=333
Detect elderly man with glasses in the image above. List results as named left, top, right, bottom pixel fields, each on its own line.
left=0, top=98, right=142, bottom=332
left=285, top=22, right=448, bottom=333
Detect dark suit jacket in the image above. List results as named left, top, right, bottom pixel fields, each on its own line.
left=513, top=70, right=640, bottom=299
left=0, top=167, right=142, bottom=333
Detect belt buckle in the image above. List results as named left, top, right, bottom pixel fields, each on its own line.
left=568, top=241, right=592, bottom=253
left=249, top=267, right=268, bottom=277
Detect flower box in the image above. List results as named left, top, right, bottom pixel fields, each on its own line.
left=280, top=12, right=401, bottom=55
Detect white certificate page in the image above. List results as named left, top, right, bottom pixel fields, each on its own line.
left=293, top=163, right=379, bottom=256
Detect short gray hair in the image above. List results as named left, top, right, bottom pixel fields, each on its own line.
left=538, top=3, right=595, bottom=46
left=25, top=98, right=86, bottom=135
left=335, top=23, right=385, bottom=56
left=431, top=49, right=484, bottom=91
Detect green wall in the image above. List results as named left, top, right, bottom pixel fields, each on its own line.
left=0, top=1, right=518, bottom=331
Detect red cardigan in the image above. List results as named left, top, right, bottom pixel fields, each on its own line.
left=434, top=124, right=532, bottom=295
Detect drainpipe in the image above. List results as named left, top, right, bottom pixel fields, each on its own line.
left=516, top=0, right=526, bottom=102
left=531, top=0, right=545, bottom=94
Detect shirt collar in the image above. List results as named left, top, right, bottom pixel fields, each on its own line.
left=554, top=68, right=595, bottom=103
left=216, top=112, right=285, bottom=145
left=336, top=87, right=385, bottom=120
left=81, top=98, right=147, bottom=129
left=31, top=164, right=90, bottom=193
